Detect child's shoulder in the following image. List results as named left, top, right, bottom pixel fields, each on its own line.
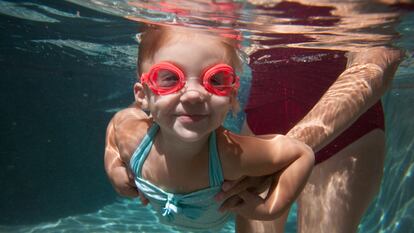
left=217, top=129, right=287, bottom=175
left=217, top=128, right=283, bottom=147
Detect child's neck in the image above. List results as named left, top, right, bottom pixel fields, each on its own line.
left=156, top=130, right=210, bottom=160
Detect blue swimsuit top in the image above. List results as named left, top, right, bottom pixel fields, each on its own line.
left=129, top=123, right=231, bottom=231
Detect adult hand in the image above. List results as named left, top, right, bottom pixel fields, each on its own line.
left=108, top=165, right=149, bottom=205
left=217, top=174, right=290, bottom=220
left=215, top=175, right=274, bottom=212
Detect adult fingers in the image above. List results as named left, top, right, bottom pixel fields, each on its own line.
left=138, top=191, right=149, bottom=206
left=227, top=191, right=262, bottom=211
left=238, top=190, right=263, bottom=204
left=248, top=175, right=274, bottom=195
left=215, top=176, right=270, bottom=201
left=126, top=168, right=136, bottom=182
left=215, top=178, right=244, bottom=201
left=110, top=167, right=139, bottom=198
left=219, top=195, right=243, bottom=212
left=125, top=168, right=149, bottom=205
left=116, top=184, right=139, bottom=197
left=227, top=191, right=264, bottom=219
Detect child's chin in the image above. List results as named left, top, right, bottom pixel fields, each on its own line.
left=173, top=127, right=209, bottom=142
left=176, top=131, right=205, bottom=142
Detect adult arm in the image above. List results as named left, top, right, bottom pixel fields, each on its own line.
left=287, top=47, right=403, bottom=151
left=104, top=119, right=140, bottom=197
left=104, top=112, right=149, bottom=204
left=217, top=46, right=403, bottom=209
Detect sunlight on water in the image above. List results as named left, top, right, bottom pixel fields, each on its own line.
left=0, top=1, right=62, bottom=23
left=0, top=199, right=234, bottom=233
left=0, top=0, right=111, bottom=23
left=32, top=39, right=137, bottom=67
left=67, top=0, right=399, bottom=50
left=358, top=13, right=414, bottom=228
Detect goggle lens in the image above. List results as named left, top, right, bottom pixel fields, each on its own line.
left=203, top=64, right=238, bottom=96
left=152, top=69, right=181, bottom=88
left=210, top=71, right=234, bottom=89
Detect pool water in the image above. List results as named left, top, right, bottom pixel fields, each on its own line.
left=0, top=0, right=413, bottom=232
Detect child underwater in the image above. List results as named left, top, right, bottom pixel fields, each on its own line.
left=104, top=25, right=314, bottom=232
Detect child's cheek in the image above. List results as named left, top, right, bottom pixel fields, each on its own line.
left=212, top=97, right=232, bottom=119
left=150, top=95, right=179, bottom=114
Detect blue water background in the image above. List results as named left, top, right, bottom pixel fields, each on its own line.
left=0, top=1, right=413, bottom=232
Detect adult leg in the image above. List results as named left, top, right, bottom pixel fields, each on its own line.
left=297, top=129, right=385, bottom=233
left=235, top=210, right=289, bottom=233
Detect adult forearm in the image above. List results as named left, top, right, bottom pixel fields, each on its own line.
left=286, top=62, right=389, bottom=152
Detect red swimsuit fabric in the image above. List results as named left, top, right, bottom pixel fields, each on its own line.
left=244, top=2, right=385, bottom=164
left=245, top=47, right=384, bottom=164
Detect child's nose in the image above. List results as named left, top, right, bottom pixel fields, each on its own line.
left=180, top=78, right=207, bottom=103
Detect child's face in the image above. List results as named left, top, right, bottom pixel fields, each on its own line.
left=141, top=33, right=235, bottom=142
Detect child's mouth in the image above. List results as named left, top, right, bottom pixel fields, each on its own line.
left=176, top=114, right=207, bottom=123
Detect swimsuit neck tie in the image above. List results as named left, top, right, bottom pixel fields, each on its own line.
left=161, top=195, right=206, bottom=221
left=162, top=196, right=179, bottom=221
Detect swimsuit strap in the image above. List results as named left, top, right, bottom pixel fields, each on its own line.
left=130, top=123, right=224, bottom=187
left=130, top=123, right=160, bottom=177
left=208, top=131, right=224, bottom=187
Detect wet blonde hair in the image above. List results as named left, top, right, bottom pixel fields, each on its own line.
left=137, top=24, right=242, bottom=77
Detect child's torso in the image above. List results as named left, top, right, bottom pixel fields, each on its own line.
left=140, top=140, right=211, bottom=193
left=116, top=114, right=212, bottom=193
left=125, top=122, right=231, bottom=230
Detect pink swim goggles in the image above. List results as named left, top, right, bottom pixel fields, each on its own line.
left=140, top=62, right=240, bottom=96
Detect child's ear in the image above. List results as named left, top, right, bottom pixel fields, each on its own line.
left=133, top=82, right=149, bottom=110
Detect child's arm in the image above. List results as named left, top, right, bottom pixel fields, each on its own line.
left=221, top=133, right=314, bottom=220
